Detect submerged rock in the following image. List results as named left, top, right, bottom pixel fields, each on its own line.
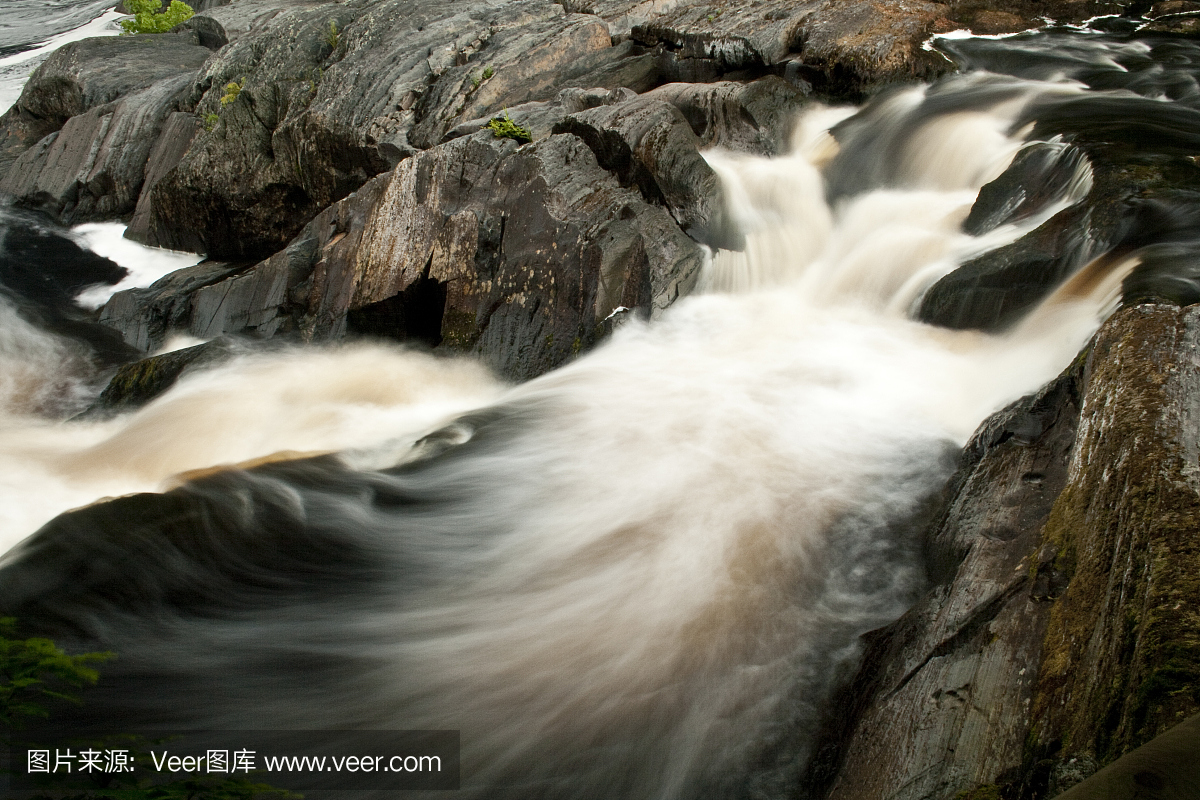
left=85, top=337, right=241, bottom=415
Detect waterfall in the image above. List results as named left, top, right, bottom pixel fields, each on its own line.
left=0, top=26, right=1178, bottom=800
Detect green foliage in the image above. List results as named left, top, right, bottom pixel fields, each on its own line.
left=484, top=111, right=532, bottom=144
left=470, top=65, right=495, bottom=90
left=0, top=617, right=111, bottom=731
left=219, top=79, right=244, bottom=107
left=325, top=20, right=340, bottom=51
left=202, top=112, right=218, bottom=131
left=2, top=618, right=297, bottom=799
left=120, top=0, right=194, bottom=35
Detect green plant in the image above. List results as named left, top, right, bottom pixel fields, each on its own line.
left=482, top=66, right=494, bottom=80
left=325, top=19, right=340, bottom=51
left=120, top=0, right=194, bottom=34
left=484, top=111, right=532, bottom=144
left=220, top=78, right=244, bottom=107
left=0, top=617, right=111, bottom=730
left=2, top=618, right=297, bottom=799
left=202, top=111, right=219, bottom=130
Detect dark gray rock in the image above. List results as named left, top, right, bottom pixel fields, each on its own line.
left=127, top=111, right=202, bottom=242
left=136, top=0, right=631, bottom=259
left=0, top=33, right=212, bottom=178
left=552, top=96, right=721, bottom=239
left=0, top=74, right=194, bottom=223
left=171, top=14, right=230, bottom=50
left=809, top=357, right=1084, bottom=800
left=98, top=260, right=245, bottom=352
left=809, top=303, right=1200, bottom=800
left=85, top=337, right=241, bottom=415
left=150, top=120, right=704, bottom=381
left=646, top=76, right=811, bottom=155
left=918, top=203, right=1098, bottom=332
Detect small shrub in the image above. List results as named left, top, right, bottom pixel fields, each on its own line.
left=120, top=0, right=194, bottom=34
left=484, top=111, right=532, bottom=144
left=482, top=66, right=495, bottom=80
left=326, top=19, right=340, bottom=51
left=0, top=617, right=110, bottom=731
left=220, top=78, right=244, bottom=107
left=202, top=111, right=218, bottom=130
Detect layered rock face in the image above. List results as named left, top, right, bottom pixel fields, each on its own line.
left=0, top=0, right=1125, bottom=383
left=809, top=304, right=1200, bottom=799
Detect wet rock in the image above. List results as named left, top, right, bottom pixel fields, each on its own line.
left=0, top=33, right=212, bottom=178
left=312, top=130, right=702, bottom=380
left=126, top=111, right=202, bottom=243
left=85, top=337, right=241, bottom=415
left=98, top=260, right=246, bottom=352
left=810, top=303, right=1200, bottom=800
left=918, top=203, right=1097, bottom=331
left=810, top=358, right=1085, bottom=800
left=646, top=76, right=811, bottom=155
left=962, top=141, right=1091, bottom=237
left=1028, top=303, right=1200, bottom=776
left=0, top=74, right=194, bottom=223
left=159, top=121, right=704, bottom=381
left=552, top=96, right=721, bottom=239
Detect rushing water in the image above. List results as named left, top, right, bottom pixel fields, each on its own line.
left=1, top=9, right=1199, bottom=800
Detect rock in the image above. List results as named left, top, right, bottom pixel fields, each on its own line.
left=98, top=260, right=246, bottom=352
left=0, top=33, right=212, bottom=178
left=962, top=141, right=1091, bottom=237
left=0, top=205, right=138, bottom=365
left=809, top=357, right=1085, bottom=800
left=85, top=337, right=241, bottom=415
left=1027, top=303, right=1200, bottom=781
left=796, top=0, right=955, bottom=98
left=171, top=14, right=230, bottom=50
left=309, top=131, right=702, bottom=380
left=126, top=111, right=202, bottom=243
left=918, top=203, right=1098, bottom=331
left=552, top=95, right=722, bottom=240
left=809, top=303, right=1200, bottom=800
left=1148, top=0, right=1200, bottom=15
left=1141, top=12, right=1200, bottom=34
left=152, top=118, right=705, bottom=381
left=646, top=76, right=811, bottom=155
left=0, top=74, right=194, bottom=223
left=136, top=0, right=633, bottom=259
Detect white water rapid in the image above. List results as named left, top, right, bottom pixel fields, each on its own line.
left=0, top=68, right=1136, bottom=800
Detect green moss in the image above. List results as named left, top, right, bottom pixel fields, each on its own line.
left=220, top=78, right=244, bottom=107
left=955, top=784, right=1002, bottom=800
left=484, top=111, right=532, bottom=144
left=120, top=0, right=194, bottom=34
